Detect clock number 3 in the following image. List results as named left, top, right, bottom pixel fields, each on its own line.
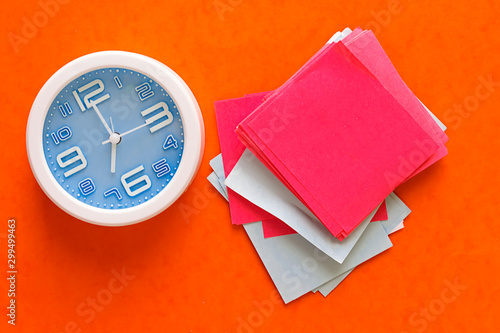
left=56, top=146, right=88, bottom=177
left=72, top=79, right=110, bottom=112
left=121, top=165, right=152, bottom=197
left=141, top=102, right=173, bottom=133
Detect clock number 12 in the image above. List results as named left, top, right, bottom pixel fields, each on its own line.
left=72, top=79, right=110, bottom=112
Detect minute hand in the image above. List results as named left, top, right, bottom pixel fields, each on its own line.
left=102, top=122, right=148, bottom=144
left=90, top=103, right=113, bottom=135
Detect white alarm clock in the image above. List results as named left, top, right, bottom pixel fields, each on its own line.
left=27, top=51, right=205, bottom=226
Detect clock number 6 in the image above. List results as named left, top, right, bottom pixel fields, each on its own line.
left=121, top=165, right=152, bottom=197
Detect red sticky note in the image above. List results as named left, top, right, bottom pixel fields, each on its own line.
left=343, top=31, right=448, bottom=180
left=261, top=219, right=296, bottom=238
left=371, top=200, right=388, bottom=222
left=237, top=41, right=438, bottom=239
left=227, top=87, right=389, bottom=238
left=215, top=94, right=275, bottom=225
left=215, top=94, right=299, bottom=239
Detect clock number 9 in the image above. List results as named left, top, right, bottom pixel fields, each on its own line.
left=56, top=146, right=88, bottom=177
left=72, top=79, right=110, bottom=112
left=120, top=165, right=152, bottom=197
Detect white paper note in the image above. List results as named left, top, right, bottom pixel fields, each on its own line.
left=226, top=149, right=376, bottom=264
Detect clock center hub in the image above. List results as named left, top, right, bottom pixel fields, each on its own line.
left=109, top=132, right=121, bottom=145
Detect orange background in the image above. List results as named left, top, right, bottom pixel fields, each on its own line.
left=1, top=0, right=499, bottom=332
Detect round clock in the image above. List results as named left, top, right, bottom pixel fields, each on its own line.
left=27, top=51, right=204, bottom=226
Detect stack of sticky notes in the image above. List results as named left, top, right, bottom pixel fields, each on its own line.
left=208, top=27, right=448, bottom=303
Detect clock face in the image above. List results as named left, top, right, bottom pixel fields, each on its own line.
left=41, top=68, right=185, bottom=210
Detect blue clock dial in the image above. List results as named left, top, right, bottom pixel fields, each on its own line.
left=42, top=68, right=185, bottom=209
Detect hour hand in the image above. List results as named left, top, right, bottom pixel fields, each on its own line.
left=102, top=122, right=148, bottom=145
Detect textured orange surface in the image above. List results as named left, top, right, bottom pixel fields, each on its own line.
left=1, top=0, right=499, bottom=332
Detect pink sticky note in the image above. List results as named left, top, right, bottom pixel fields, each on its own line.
left=261, top=219, right=296, bottom=238
left=240, top=29, right=447, bottom=188
left=237, top=42, right=438, bottom=239
left=215, top=94, right=275, bottom=225
left=215, top=95, right=298, bottom=237
left=215, top=94, right=298, bottom=239
left=344, top=31, right=448, bottom=180
left=260, top=28, right=364, bottom=106
left=224, top=92, right=387, bottom=238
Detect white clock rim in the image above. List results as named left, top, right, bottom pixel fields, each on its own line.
left=26, top=51, right=205, bottom=226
